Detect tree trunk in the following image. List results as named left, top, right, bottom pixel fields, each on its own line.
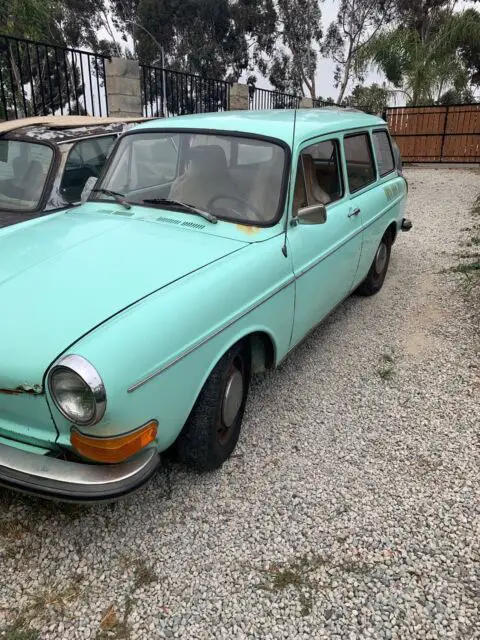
left=337, top=56, right=352, bottom=104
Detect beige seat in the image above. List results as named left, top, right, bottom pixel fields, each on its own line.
left=247, top=147, right=285, bottom=221
left=169, top=145, right=241, bottom=210
left=302, top=154, right=331, bottom=205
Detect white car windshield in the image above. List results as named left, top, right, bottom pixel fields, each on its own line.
left=0, top=139, right=53, bottom=212
left=94, top=132, right=286, bottom=224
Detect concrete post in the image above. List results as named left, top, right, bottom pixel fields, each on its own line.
left=105, top=58, right=143, bottom=117
left=229, top=83, right=249, bottom=110
left=300, top=97, right=313, bottom=108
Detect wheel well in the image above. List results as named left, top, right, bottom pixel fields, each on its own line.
left=388, top=221, right=397, bottom=245
left=248, top=332, right=275, bottom=374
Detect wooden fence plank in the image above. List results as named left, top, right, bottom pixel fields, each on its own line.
left=386, top=103, right=480, bottom=163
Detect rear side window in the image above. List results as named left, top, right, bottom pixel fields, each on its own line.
left=373, top=131, right=395, bottom=176
left=343, top=133, right=376, bottom=193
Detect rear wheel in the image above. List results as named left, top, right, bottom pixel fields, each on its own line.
left=356, top=230, right=392, bottom=296
left=175, top=342, right=251, bottom=471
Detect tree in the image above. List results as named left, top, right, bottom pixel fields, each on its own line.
left=268, top=0, right=322, bottom=99
left=366, top=2, right=480, bottom=104
left=344, top=83, right=390, bottom=114
left=458, top=8, right=480, bottom=87
left=322, top=0, right=394, bottom=103
left=113, top=0, right=277, bottom=81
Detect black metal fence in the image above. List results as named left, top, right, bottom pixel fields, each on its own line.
left=0, top=34, right=109, bottom=121
left=312, top=98, right=338, bottom=108
left=249, top=86, right=301, bottom=110
left=140, top=65, right=230, bottom=117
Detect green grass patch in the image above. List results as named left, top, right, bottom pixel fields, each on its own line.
left=450, top=262, right=480, bottom=274
left=377, top=352, right=396, bottom=380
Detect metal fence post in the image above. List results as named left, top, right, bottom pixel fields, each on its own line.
left=440, top=105, right=449, bottom=162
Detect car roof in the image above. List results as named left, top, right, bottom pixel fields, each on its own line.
left=0, top=116, right=147, bottom=144
left=133, top=108, right=386, bottom=145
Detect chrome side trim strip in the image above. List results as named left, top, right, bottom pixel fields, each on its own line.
left=295, top=226, right=364, bottom=279
left=127, top=277, right=295, bottom=393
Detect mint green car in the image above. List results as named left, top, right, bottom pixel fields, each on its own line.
left=0, top=109, right=411, bottom=502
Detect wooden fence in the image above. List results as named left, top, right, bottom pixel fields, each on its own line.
left=385, top=104, right=480, bottom=163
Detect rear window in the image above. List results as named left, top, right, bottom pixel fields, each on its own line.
left=343, top=133, right=376, bottom=193
left=373, top=131, right=395, bottom=176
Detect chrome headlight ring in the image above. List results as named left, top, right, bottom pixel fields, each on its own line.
left=48, top=355, right=106, bottom=426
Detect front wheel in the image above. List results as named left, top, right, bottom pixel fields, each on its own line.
left=174, top=342, right=251, bottom=471
left=356, top=231, right=392, bottom=296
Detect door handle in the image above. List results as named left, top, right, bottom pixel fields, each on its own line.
left=348, top=208, right=361, bottom=218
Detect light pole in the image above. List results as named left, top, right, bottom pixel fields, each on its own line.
left=127, top=20, right=168, bottom=118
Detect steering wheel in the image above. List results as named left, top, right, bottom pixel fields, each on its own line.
left=207, top=194, right=263, bottom=220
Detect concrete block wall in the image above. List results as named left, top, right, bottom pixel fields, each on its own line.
left=105, top=58, right=143, bottom=117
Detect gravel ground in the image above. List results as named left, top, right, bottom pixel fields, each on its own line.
left=1, top=168, right=479, bottom=640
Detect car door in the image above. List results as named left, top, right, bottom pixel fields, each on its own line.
left=288, top=136, right=363, bottom=347
left=60, top=135, right=116, bottom=203
left=353, top=129, right=407, bottom=283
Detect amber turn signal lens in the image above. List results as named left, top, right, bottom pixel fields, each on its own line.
left=71, top=421, right=158, bottom=463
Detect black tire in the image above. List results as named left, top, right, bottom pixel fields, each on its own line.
left=175, top=341, right=251, bottom=471
left=356, top=230, right=392, bottom=296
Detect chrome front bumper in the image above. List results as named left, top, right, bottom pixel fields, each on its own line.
left=0, top=442, right=160, bottom=502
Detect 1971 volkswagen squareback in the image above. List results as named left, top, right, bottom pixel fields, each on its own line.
left=0, top=109, right=411, bottom=502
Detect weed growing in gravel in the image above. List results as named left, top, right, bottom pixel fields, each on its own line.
left=1, top=617, right=39, bottom=640
left=96, top=602, right=131, bottom=640
left=472, top=194, right=480, bottom=217
left=132, top=559, right=157, bottom=590
left=451, top=262, right=480, bottom=274
left=377, top=352, right=396, bottom=380
left=260, top=554, right=328, bottom=616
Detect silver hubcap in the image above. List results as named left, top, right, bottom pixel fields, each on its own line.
left=222, top=368, right=243, bottom=427
left=375, top=243, right=387, bottom=274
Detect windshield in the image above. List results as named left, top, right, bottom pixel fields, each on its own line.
left=0, top=139, right=53, bottom=212
left=94, top=132, right=286, bottom=224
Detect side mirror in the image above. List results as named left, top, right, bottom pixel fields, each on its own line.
left=80, top=176, right=98, bottom=202
left=296, top=203, right=327, bottom=225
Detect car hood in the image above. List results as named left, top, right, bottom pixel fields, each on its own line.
left=0, top=207, right=246, bottom=390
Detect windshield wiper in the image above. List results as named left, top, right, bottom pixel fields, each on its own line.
left=91, top=188, right=131, bottom=210
left=141, top=198, right=217, bottom=224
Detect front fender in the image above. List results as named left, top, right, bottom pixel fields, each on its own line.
left=49, top=236, right=295, bottom=452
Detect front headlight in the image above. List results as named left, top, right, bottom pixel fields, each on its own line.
left=48, top=355, right=106, bottom=426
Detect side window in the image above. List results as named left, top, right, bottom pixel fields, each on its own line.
left=60, top=135, right=116, bottom=202
left=293, top=139, right=343, bottom=214
left=343, top=133, right=376, bottom=193
left=373, top=130, right=395, bottom=176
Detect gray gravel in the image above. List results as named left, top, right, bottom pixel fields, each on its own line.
left=1, top=168, right=479, bottom=640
